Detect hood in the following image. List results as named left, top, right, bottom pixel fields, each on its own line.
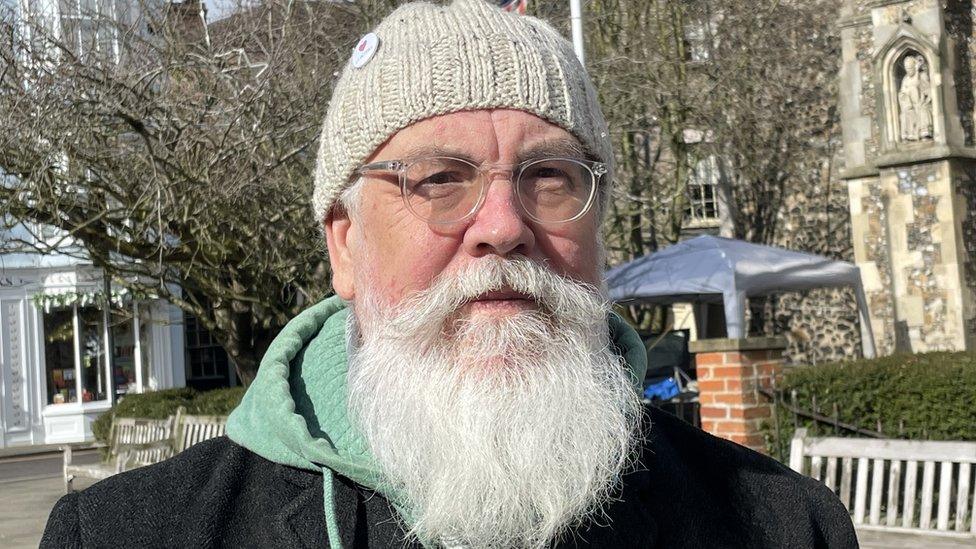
left=227, top=296, right=382, bottom=487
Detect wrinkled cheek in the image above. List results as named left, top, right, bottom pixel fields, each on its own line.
left=364, top=239, right=458, bottom=306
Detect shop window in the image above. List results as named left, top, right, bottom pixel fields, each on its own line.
left=138, top=303, right=152, bottom=390
left=111, top=309, right=136, bottom=397
left=42, top=299, right=149, bottom=405
left=44, top=308, right=76, bottom=404
left=78, top=306, right=107, bottom=402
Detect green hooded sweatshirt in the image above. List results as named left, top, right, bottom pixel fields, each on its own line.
left=226, top=295, right=648, bottom=549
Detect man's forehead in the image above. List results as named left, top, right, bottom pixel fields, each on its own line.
left=395, top=139, right=585, bottom=164
left=374, top=109, right=586, bottom=163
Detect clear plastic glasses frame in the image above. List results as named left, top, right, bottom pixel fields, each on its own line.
left=354, top=155, right=607, bottom=225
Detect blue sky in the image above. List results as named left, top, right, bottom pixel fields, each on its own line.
left=202, top=0, right=354, bottom=21
left=202, top=0, right=241, bottom=22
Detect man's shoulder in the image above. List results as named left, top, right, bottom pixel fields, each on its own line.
left=636, top=406, right=857, bottom=547
left=78, top=435, right=251, bottom=506
left=41, top=437, right=307, bottom=547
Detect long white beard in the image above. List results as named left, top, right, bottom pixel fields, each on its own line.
left=346, top=257, right=643, bottom=548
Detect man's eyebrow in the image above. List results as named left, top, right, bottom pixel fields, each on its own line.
left=517, top=139, right=587, bottom=162
left=399, top=144, right=478, bottom=162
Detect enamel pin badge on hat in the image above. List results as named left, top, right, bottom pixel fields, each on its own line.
left=352, top=33, right=379, bottom=68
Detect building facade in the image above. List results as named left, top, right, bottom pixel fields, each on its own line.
left=0, top=240, right=187, bottom=448
left=838, top=0, right=976, bottom=355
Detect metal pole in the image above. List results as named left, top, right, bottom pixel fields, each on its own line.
left=569, top=0, right=585, bottom=66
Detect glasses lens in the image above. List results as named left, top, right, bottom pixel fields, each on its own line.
left=517, top=159, right=596, bottom=223
left=403, top=157, right=481, bottom=223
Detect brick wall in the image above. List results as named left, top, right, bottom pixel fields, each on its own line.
left=690, top=337, right=786, bottom=454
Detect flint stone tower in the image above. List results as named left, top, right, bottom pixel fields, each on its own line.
left=839, top=0, right=976, bottom=355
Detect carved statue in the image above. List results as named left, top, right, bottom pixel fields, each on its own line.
left=897, top=54, right=933, bottom=141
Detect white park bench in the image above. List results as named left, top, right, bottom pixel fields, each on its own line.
left=171, top=412, right=227, bottom=453
left=790, top=428, right=976, bottom=539
left=63, top=407, right=227, bottom=493
left=63, top=415, right=176, bottom=493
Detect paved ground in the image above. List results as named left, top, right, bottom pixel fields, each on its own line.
left=856, top=528, right=976, bottom=548
left=0, top=449, right=100, bottom=482
left=1, top=452, right=974, bottom=548
left=0, top=472, right=95, bottom=547
left=0, top=450, right=99, bottom=548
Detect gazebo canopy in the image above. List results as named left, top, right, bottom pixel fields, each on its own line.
left=605, top=236, right=876, bottom=357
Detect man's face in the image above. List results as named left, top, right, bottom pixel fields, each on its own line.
left=329, top=110, right=636, bottom=548
left=325, top=108, right=603, bottom=314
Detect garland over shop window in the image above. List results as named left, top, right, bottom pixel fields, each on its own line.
left=32, top=287, right=149, bottom=313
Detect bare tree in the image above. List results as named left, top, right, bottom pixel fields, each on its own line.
left=532, top=0, right=843, bottom=331
left=0, top=0, right=398, bottom=384
left=0, top=0, right=848, bottom=377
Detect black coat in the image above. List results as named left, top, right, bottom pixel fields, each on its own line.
left=41, top=407, right=858, bottom=548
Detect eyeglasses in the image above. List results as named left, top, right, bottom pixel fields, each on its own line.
left=354, top=156, right=607, bottom=225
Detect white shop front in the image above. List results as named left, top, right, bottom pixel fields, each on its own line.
left=0, top=257, right=186, bottom=448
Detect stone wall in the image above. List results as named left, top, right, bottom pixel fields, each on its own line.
left=772, top=288, right=863, bottom=365
left=896, top=163, right=957, bottom=350
left=953, top=163, right=976, bottom=349
left=944, top=2, right=975, bottom=146
left=856, top=24, right=880, bottom=160
left=768, top=164, right=864, bottom=364
left=848, top=176, right=898, bottom=355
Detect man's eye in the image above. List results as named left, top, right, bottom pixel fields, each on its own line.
left=523, top=166, right=574, bottom=192
left=418, top=171, right=466, bottom=186
left=533, top=167, right=569, bottom=179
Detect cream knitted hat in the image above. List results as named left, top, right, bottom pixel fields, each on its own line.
left=312, top=0, right=613, bottom=222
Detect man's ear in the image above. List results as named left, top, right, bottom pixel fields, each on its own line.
left=324, top=206, right=356, bottom=301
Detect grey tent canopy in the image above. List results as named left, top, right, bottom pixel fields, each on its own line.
left=605, top=235, right=876, bottom=358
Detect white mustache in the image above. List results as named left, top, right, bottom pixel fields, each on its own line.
left=381, top=256, right=608, bottom=337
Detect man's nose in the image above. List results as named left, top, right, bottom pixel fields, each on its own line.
left=461, top=175, right=535, bottom=258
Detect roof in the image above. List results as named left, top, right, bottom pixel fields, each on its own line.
left=605, top=235, right=861, bottom=304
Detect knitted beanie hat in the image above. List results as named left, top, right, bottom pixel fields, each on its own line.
left=312, top=0, right=613, bottom=222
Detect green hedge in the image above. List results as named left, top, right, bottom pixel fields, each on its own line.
left=764, top=352, right=976, bottom=461
left=92, top=386, right=246, bottom=447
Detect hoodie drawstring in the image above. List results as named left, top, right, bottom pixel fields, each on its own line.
left=322, top=467, right=345, bottom=549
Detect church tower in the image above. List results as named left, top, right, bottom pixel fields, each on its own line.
left=838, top=0, right=976, bottom=354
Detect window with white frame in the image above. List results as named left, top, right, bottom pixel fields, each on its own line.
left=43, top=307, right=77, bottom=404
left=58, top=0, right=118, bottom=61
left=42, top=297, right=144, bottom=405
left=43, top=304, right=110, bottom=404
left=684, top=155, right=722, bottom=224
left=684, top=20, right=711, bottom=62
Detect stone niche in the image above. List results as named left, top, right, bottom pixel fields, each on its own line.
left=876, top=25, right=944, bottom=152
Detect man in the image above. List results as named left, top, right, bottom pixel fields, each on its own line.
left=42, top=1, right=857, bottom=547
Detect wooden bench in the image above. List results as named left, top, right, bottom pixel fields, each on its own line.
left=171, top=412, right=227, bottom=453
left=63, top=408, right=228, bottom=493
left=790, top=428, right=976, bottom=538
left=63, top=415, right=176, bottom=493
